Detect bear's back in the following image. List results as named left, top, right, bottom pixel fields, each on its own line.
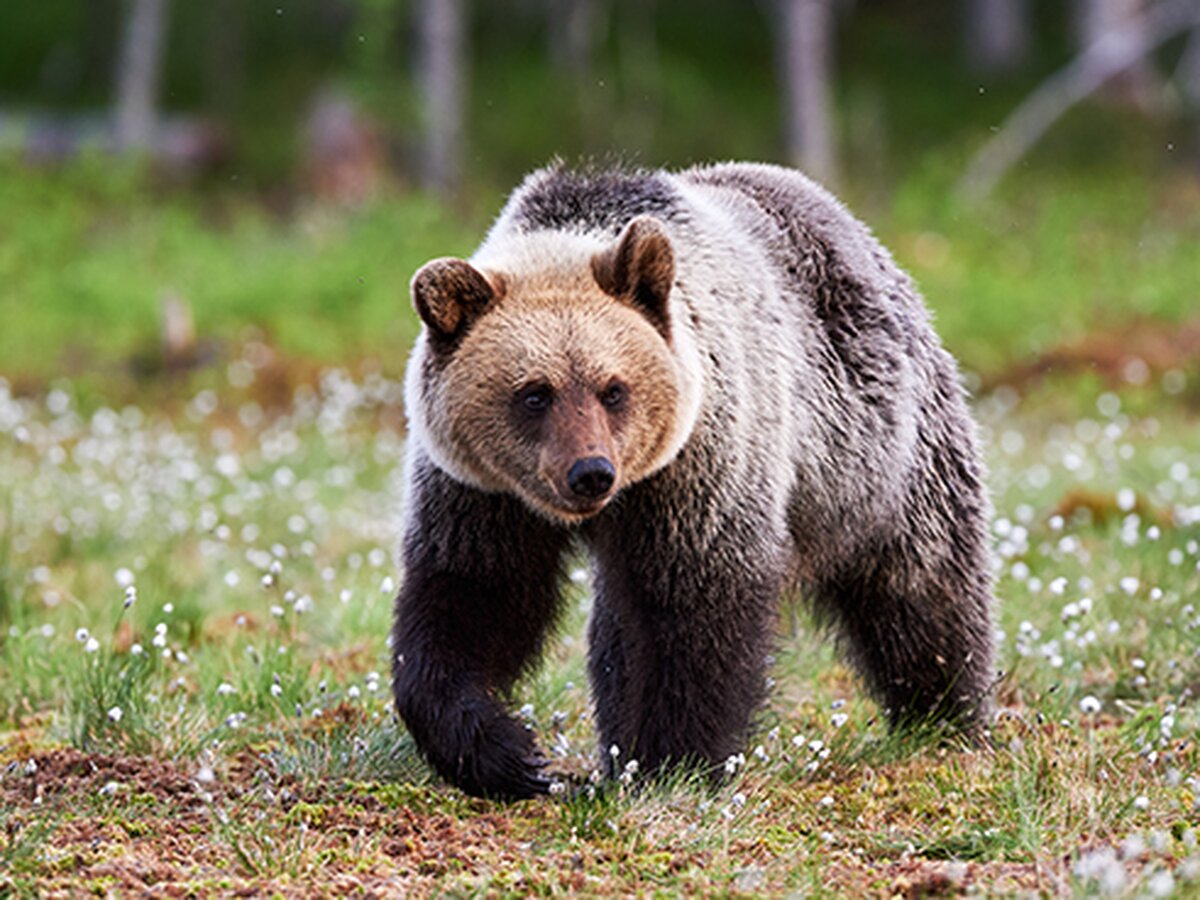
left=501, top=165, right=687, bottom=236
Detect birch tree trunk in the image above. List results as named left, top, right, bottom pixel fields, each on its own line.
left=781, top=0, right=837, bottom=186
left=114, top=0, right=170, bottom=152
left=1180, top=25, right=1200, bottom=168
left=548, top=0, right=598, bottom=78
left=959, top=0, right=1200, bottom=201
left=416, top=0, right=466, bottom=199
left=1076, top=0, right=1160, bottom=105
left=964, top=0, right=1030, bottom=74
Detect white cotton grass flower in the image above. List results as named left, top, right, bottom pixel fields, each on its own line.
left=216, top=683, right=236, bottom=697
left=1074, top=846, right=1126, bottom=895
left=1145, top=870, right=1175, bottom=897
left=831, top=712, right=849, bottom=729
left=107, top=706, right=123, bottom=723
left=619, top=759, right=639, bottom=785
left=1079, top=695, right=1102, bottom=714
left=85, top=637, right=100, bottom=653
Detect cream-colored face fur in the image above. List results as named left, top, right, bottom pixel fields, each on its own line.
left=421, top=285, right=684, bottom=523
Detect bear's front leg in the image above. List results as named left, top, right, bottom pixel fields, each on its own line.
left=585, top=504, right=785, bottom=781
left=392, top=459, right=571, bottom=799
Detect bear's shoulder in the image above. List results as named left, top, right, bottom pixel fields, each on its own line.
left=499, top=163, right=686, bottom=236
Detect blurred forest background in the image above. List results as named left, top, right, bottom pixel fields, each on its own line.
left=1, top=0, right=1198, bottom=396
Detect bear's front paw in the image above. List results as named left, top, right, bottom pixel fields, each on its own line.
left=454, top=714, right=554, bottom=800
left=411, top=693, right=555, bottom=800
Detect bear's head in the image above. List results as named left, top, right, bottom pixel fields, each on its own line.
left=405, top=216, right=702, bottom=523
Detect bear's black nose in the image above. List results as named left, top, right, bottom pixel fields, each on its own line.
left=567, top=457, right=615, bottom=499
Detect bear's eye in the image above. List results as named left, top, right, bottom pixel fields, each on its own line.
left=517, top=385, right=553, bottom=414
left=600, top=382, right=627, bottom=410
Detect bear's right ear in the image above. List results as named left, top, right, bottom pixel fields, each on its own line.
left=591, top=216, right=675, bottom=341
left=411, top=258, right=501, bottom=346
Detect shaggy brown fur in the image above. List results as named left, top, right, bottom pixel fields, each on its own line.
left=393, top=162, right=996, bottom=799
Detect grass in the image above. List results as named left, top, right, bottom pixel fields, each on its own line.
left=1, top=139, right=1197, bottom=391
left=0, top=52, right=1198, bottom=884
left=0, top=157, right=474, bottom=386
left=1, top=345, right=1199, bottom=892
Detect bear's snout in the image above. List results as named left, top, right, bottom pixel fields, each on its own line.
left=566, top=456, right=616, bottom=499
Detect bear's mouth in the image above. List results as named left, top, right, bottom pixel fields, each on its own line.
left=535, top=491, right=613, bottom=524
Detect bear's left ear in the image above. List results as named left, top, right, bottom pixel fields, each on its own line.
left=410, top=258, right=502, bottom=347
left=591, top=216, right=675, bottom=340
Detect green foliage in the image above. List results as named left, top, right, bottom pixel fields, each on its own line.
left=0, top=340, right=1198, bottom=893
left=265, top=718, right=428, bottom=788
left=0, top=5, right=1198, bottom=890
left=0, top=160, right=473, bottom=382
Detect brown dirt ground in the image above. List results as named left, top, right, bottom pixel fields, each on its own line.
left=1, top=744, right=1093, bottom=897
left=1, top=747, right=559, bottom=896
left=986, top=315, right=1200, bottom=393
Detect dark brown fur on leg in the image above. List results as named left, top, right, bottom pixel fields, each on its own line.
left=584, top=479, right=783, bottom=780
left=818, top=560, right=993, bottom=731
left=815, top=479, right=994, bottom=733
left=391, top=458, right=571, bottom=799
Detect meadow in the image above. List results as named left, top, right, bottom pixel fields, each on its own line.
left=1, top=152, right=1199, bottom=894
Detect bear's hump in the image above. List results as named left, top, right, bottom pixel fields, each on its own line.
left=505, top=164, right=685, bottom=236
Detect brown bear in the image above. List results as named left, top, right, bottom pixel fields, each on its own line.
left=391, top=162, right=995, bottom=799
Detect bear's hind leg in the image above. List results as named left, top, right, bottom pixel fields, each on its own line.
left=816, top=536, right=995, bottom=733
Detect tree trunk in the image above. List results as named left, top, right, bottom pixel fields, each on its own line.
left=548, top=0, right=598, bottom=78
left=415, top=0, right=466, bottom=200
left=964, top=0, right=1030, bottom=74
left=959, top=0, right=1200, bottom=201
left=1178, top=24, right=1200, bottom=103
left=114, top=0, right=170, bottom=152
left=1179, top=26, right=1200, bottom=168
left=1075, top=0, right=1161, bottom=106
left=781, top=0, right=837, bottom=186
